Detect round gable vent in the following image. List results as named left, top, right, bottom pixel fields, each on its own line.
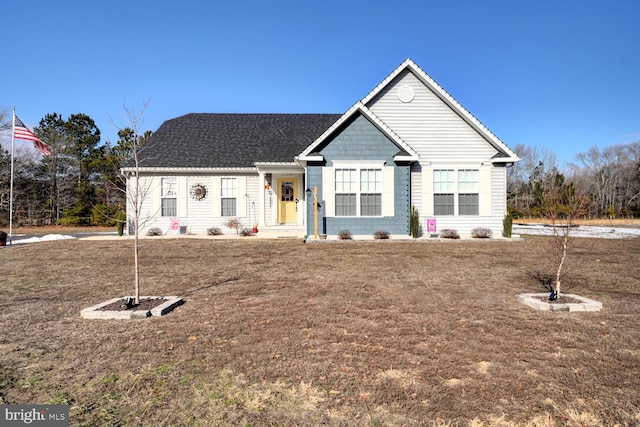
left=398, top=85, right=415, bottom=103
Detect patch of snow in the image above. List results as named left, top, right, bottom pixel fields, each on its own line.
left=513, top=224, right=640, bottom=239
left=12, top=234, right=77, bottom=244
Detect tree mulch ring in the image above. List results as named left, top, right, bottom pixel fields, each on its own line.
left=97, top=297, right=167, bottom=312
left=81, top=296, right=184, bottom=319
left=533, top=295, right=583, bottom=304
left=517, top=292, right=602, bottom=312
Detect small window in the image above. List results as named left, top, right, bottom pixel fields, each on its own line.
left=161, top=177, right=177, bottom=217
left=221, top=178, right=237, bottom=216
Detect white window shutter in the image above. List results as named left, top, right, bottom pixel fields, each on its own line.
left=322, top=167, right=335, bottom=217
left=211, top=177, right=221, bottom=217
left=237, top=176, right=247, bottom=218
left=479, top=165, right=492, bottom=216
left=382, top=166, right=395, bottom=217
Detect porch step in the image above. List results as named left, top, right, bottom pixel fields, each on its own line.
left=256, top=225, right=305, bottom=239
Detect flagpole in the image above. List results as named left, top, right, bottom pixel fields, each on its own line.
left=9, top=107, right=15, bottom=245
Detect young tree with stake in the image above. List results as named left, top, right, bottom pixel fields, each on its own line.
left=542, top=172, right=589, bottom=298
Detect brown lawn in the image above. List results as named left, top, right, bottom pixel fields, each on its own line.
left=1, top=236, right=639, bottom=426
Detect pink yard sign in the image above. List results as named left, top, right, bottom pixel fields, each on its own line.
left=427, top=218, right=437, bottom=233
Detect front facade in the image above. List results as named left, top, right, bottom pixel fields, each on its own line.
left=124, top=59, right=519, bottom=238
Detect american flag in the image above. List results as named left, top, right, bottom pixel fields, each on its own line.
left=14, top=115, right=51, bottom=155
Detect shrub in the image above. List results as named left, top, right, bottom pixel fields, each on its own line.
left=503, top=212, right=513, bottom=238
left=239, top=228, right=254, bottom=237
left=410, top=205, right=419, bottom=238
left=207, top=227, right=223, bottom=236
left=115, top=210, right=126, bottom=236
left=225, top=218, right=243, bottom=234
left=471, top=227, right=492, bottom=238
left=338, top=229, right=352, bottom=240
left=374, top=230, right=390, bottom=240
left=147, top=227, right=163, bottom=236
left=440, top=229, right=460, bottom=239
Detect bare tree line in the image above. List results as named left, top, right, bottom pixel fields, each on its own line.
left=508, top=141, right=640, bottom=218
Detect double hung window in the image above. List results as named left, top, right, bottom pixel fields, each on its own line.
left=433, top=169, right=479, bottom=216
left=458, top=169, right=479, bottom=215
left=335, top=168, right=382, bottom=216
left=221, top=178, right=237, bottom=216
left=161, top=177, right=177, bottom=217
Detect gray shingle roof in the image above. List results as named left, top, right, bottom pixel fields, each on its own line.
left=137, top=113, right=342, bottom=168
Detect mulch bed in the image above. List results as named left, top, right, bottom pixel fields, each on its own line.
left=533, top=294, right=583, bottom=304
left=97, top=298, right=166, bottom=312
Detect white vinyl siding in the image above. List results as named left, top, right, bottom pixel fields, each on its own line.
left=491, top=165, right=506, bottom=216
left=186, top=177, right=212, bottom=234
left=367, top=70, right=499, bottom=163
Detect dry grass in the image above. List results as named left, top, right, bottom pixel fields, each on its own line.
left=1, top=235, right=639, bottom=426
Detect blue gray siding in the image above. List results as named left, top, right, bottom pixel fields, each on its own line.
left=306, top=114, right=411, bottom=236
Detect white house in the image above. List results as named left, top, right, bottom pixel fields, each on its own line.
left=123, top=59, right=519, bottom=238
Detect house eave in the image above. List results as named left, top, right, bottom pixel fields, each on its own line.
left=393, top=154, right=419, bottom=162
left=490, top=156, right=520, bottom=164
left=120, top=166, right=257, bottom=174
left=297, top=155, right=324, bottom=162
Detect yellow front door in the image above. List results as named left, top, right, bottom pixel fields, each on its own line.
left=278, top=178, right=298, bottom=223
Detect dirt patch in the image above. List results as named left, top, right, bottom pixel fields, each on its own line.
left=97, top=298, right=167, bottom=312
left=1, top=237, right=639, bottom=425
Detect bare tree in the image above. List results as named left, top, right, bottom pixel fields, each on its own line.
left=541, top=172, right=589, bottom=296
left=111, top=100, right=152, bottom=305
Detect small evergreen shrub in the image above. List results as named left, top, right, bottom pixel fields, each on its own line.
left=240, top=228, right=254, bottom=237
left=207, top=227, right=223, bottom=236
left=410, top=205, right=420, bottom=238
left=503, top=212, right=513, bottom=238
left=338, top=229, right=352, bottom=240
left=440, top=229, right=460, bottom=239
left=374, top=230, right=390, bottom=240
left=471, top=227, right=492, bottom=238
left=147, top=227, right=163, bottom=236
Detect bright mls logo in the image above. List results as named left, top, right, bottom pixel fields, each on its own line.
left=3, top=405, right=69, bottom=426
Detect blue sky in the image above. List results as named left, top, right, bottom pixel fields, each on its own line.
left=2, top=0, right=639, bottom=166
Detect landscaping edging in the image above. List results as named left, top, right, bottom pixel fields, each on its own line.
left=517, top=293, right=602, bottom=312
left=81, top=296, right=184, bottom=319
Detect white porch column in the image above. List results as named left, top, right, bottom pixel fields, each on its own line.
left=258, top=171, right=266, bottom=227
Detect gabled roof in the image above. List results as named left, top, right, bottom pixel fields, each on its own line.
left=298, top=102, right=419, bottom=162
left=135, top=113, right=341, bottom=169
left=361, top=58, right=520, bottom=162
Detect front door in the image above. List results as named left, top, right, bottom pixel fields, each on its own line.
left=277, top=178, right=297, bottom=223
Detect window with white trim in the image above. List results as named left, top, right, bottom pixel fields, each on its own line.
left=360, top=168, right=382, bottom=216
left=161, top=177, right=177, bottom=217
left=335, top=169, right=356, bottom=216
left=220, top=178, right=237, bottom=216
left=335, top=167, right=382, bottom=216
left=433, top=169, right=479, bottom=216
left=433, top=169, right=454, bottom=215
left=458, top=169, right=479, bottom=215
